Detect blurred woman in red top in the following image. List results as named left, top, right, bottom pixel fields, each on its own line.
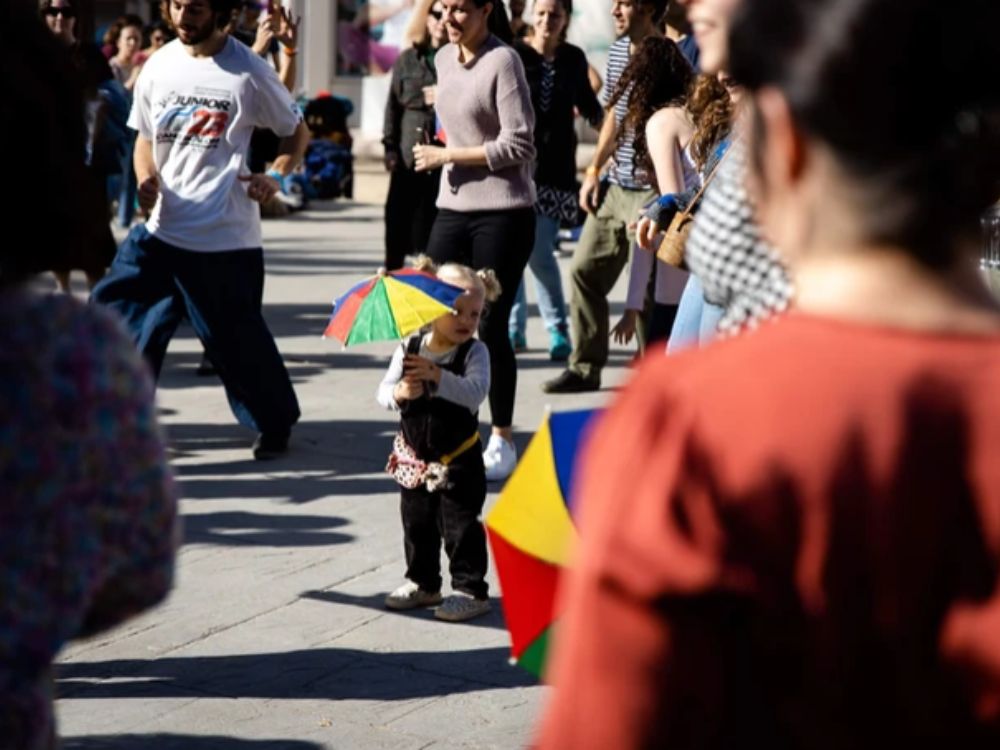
left=536, top=0, right=1000, bottom=747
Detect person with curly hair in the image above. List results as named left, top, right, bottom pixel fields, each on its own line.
left=605, top=35, right=696, bottom=348
left=636, top=70, right=738, bottom=352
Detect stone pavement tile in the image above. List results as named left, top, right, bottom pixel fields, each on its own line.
left=56, top=680, right=207, bottom=733
left=61, top=735, right=327, bottom=750
left=318, top=606, right=529, bottom=691
left=384, top=687, right=546, bottom=749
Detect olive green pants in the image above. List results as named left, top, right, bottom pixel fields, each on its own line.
left=568, top=183, right=657, bottom=381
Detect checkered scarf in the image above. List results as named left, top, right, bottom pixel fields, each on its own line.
left=685, top=139, right=793, bottom=334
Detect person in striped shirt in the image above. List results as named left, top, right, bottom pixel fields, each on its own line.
left=542, top=0, right=668, bottom=393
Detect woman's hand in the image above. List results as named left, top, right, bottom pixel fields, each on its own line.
left=252, top=13, right=276, bottom=56
left=274, top=6, right=301, bottom=49
left=403, top=354, right=442, bottom=384
left=611, top=309, right=640, bottom=345
left=636, top=215, right=661, bottom=251
left=413, top=144, right=449, bottom=172
left=422, top=85, right=437, bottom=106
left=579, top=172, right=600, bottom=214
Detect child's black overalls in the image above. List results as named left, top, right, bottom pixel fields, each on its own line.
left=399, top=336, right=488, bottom=599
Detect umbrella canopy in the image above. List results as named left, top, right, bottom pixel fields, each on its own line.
left=485, top=408, right=600, bottom=678
left=323, top=269, right=465, bottom=346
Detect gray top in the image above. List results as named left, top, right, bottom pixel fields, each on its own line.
left=377, top=335, right=491, bottom=414
left=433, top=35, right=537, bottom=211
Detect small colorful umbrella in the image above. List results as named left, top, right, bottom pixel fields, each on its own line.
left=323, top=269, right=465, bottom=346
left=485, top=408, right=601, bottom=678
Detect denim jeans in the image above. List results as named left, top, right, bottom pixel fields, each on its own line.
left=667, top=275, right=725, bottom=354
left=91, top=225, right=300, bottom=434
left=509, top=213, right=568, bottom=336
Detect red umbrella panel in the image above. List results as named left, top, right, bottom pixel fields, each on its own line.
left=485, top=408, right=600, bottom=678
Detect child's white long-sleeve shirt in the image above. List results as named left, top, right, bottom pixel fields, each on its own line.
left=376, top=335, right=491, bottom=414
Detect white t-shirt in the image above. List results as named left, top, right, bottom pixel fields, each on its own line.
left=129, top=37, right=302, bottom=252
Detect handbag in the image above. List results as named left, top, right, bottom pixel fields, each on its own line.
left=656, top=147, right=731, bottom=267
left=385, top=431, right=480, bottom=492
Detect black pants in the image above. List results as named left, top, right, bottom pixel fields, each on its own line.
left=384, top=166, right=440, bottom=271
left=91, top=225, right=300, bottom=435
left=400, top=459, right=488, bottom=599
left=426, top=207, right=535, bottom=428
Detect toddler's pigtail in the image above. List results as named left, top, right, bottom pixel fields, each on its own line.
left=412, top=254, right=439, bottom=275
left=477, top=268, right=502, bottom=302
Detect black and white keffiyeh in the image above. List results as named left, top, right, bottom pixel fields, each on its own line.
left=685, top=139, right=793, bottom=334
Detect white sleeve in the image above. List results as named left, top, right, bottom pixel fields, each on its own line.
left=251, top=57, right=302, bottom=137
left=376, top=345, right=406, bottom=411
left=127, top=66, right=153, bottom=138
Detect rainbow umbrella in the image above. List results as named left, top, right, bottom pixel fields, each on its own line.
left=323, top=269, right=464, bottom=346
left=485, top=408, right=601, bottom=678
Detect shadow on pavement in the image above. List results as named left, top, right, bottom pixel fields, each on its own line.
left=181, top=511, right=353, bottom=547
left=57, top=646, right=537, bottom=700
left=300, top=589, right=509, bottom=631
left=62, top=735, right=323, bottom=750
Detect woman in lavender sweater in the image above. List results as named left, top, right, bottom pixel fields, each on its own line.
left=413, top=0, right=536, bottom=482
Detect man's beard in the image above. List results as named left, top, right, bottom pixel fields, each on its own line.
left=176, top=16, right=217, bottom=46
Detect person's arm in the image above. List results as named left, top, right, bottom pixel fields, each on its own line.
left=274, top=7, right=300, bottom=93
left=377, top=345, right=407, bottom=411
left=578, top=111, right=618, bottom=213
left=574, top=52, right=604, bottom=130
left=427, top=344, right=491, bottom=413
left=415, top=51, right=535, bottom=172
left=268, top=120, right=309, bottom=177
left=382, top=56, right=405, bottom=171
left=133, top=135, right=160, bottom=214
left=401, top=344, right=490, bottom=413
left=646, top=107, right=688, bottom=197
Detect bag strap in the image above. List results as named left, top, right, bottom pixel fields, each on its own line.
left=440, top=431, right=481, bottom=466
left=406, top=334, right=423, bottom=355
left=676, top=140, right=734, bottom=220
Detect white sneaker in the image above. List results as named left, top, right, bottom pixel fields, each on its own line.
left=435, top=593, right=491, bottom=622
left=483, top=435, right=517, bottom=483
left=384, top=581, right=442, bottom=610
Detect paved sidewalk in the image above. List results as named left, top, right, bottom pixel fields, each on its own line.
left=56, top=193, right=638, bottom=749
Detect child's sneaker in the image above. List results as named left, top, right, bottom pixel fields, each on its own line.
left=384, top=581, right=442, bottom=610
left=435, top=593, right=491, bottom=622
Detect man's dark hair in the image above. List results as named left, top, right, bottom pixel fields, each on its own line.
left=639, top=0, right=669, bottom=27
left=159, top=0, right=243, bottom=31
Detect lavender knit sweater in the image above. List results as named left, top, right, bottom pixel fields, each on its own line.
left=434, top=35, right=537, bottom=211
